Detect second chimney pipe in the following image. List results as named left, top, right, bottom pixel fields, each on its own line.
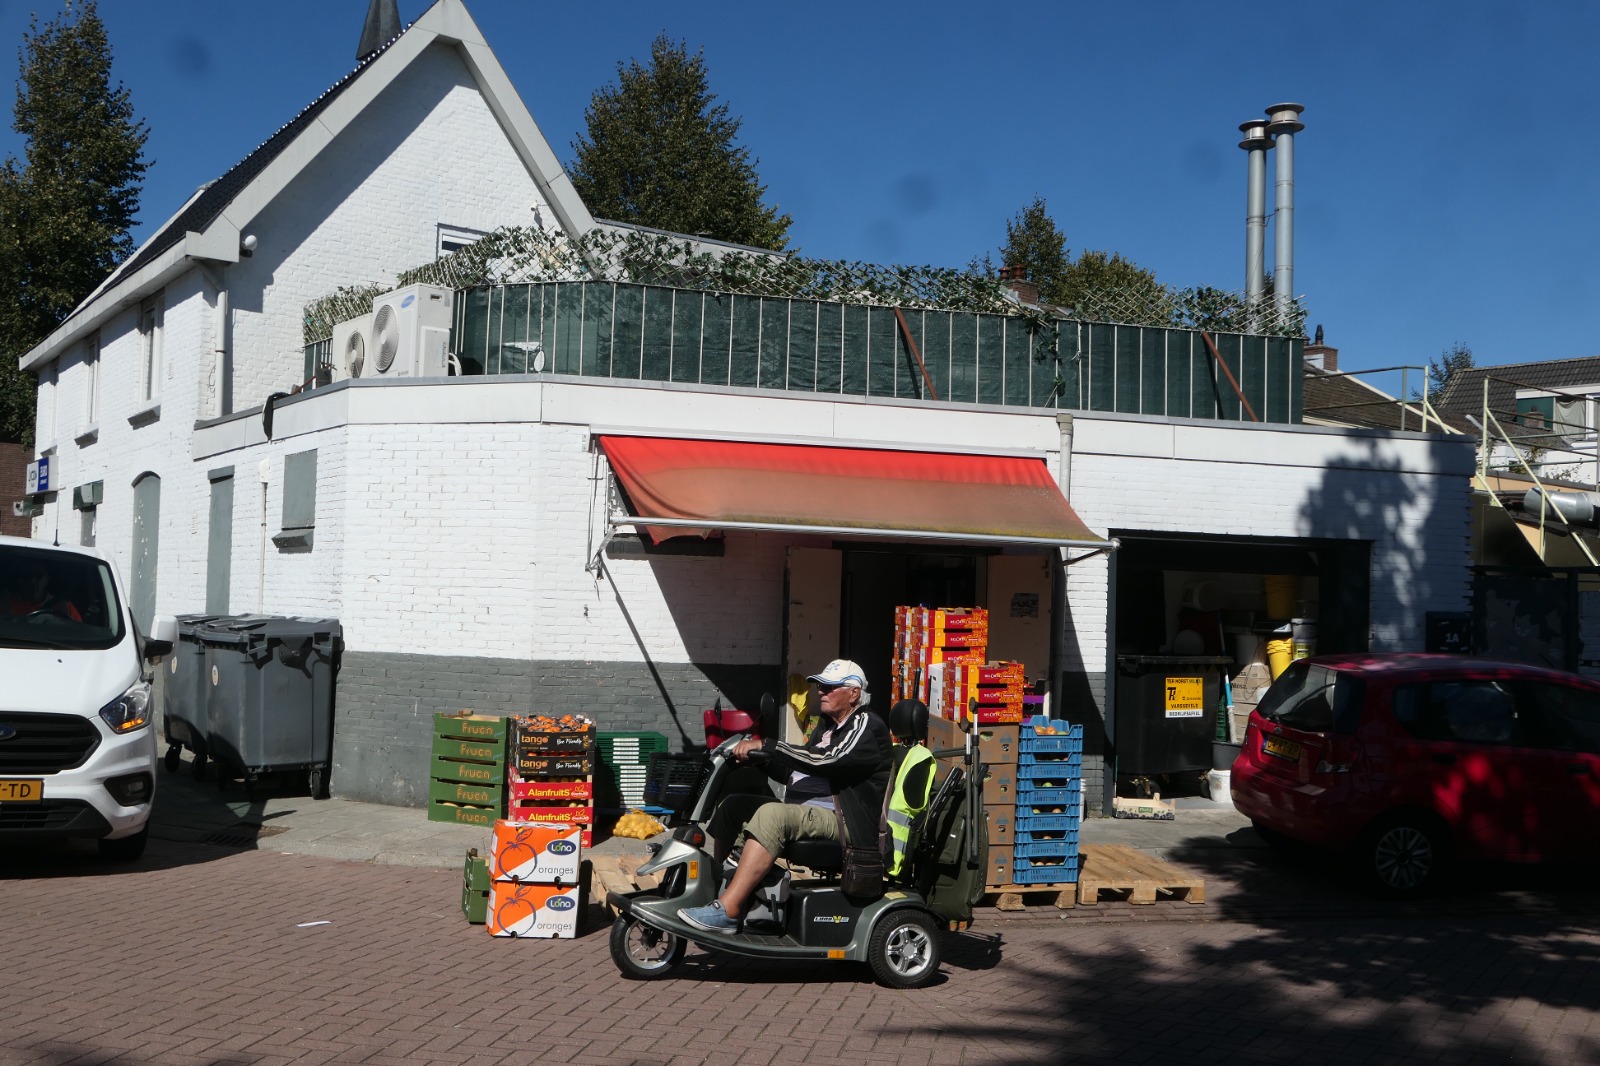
left=1266, top=103, right=1305, bottom=319
left=1239, top=120, right=1272, bottom=327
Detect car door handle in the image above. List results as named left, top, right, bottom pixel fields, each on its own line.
left=1431, top=753, right=1457, bottom=766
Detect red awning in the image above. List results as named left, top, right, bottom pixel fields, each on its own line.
left=597, top=435, right=1108, bottom=550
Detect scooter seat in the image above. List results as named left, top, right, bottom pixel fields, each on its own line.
left=784, top=837, right=843, bottom=873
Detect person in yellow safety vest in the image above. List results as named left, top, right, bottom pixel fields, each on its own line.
left=884, top=699, right=938, bottom=879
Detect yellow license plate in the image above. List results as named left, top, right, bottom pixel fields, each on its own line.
left=1262, top=735, right=1302, bottom=762
left=0, top=779, right=43, bottom=802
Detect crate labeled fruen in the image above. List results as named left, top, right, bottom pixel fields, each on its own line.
left=428, top=801, right=499, bottom=828
left=430, top=754, right=503, bottom=785
left=434, top=712, right=509, bottom=743
left=429, top=779, right=504, bottom=807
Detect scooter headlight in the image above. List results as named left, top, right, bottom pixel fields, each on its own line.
left=99, top=680, right=153, bottom=734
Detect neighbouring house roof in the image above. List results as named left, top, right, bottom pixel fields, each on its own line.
left=20, top=0, right=595, bottom=372
left=1300, top=363, right=1451, bottom=432
left=1435, top=355, right=1600, bottom=422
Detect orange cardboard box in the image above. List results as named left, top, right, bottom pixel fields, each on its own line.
left=486, top=881, right=581, bottom=938
left=488, top=821, right=584, bottom=883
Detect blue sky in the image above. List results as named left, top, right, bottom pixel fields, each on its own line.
left=1, top=0, right=1595, bottom=398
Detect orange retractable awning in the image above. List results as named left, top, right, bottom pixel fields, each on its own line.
left=597, top=435, right=1109, bottom=551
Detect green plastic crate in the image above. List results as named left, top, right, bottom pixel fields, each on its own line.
left=595, top=731, right=669, bottom=809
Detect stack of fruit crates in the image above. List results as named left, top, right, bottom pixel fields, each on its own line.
left=891, top=606, right=988, bottom=704
left=428, top=713, right=508, bottom=827
left=484, top=820, right=585, bottom=937
left=1010, top=715, right=1084, bottom=886
left=461, top=847, right=491, bottom=923
left=595, top=731, right=670, bottom=813
left=507, top=714, right=596, bottom=847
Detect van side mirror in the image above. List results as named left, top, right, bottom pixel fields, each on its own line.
left=144, top=613, right=179, bottom=661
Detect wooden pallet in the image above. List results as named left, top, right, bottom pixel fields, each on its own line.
left=589, top=853, right=661, bottom=918
left=982, top=883, right=1076, bottom=912
left=1075, top=843, right=1205, bottom=905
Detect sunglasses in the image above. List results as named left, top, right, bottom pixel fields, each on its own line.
left=817, top=683, right=849, bottom=694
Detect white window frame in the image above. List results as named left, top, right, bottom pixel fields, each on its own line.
left=84, top=332, right=100, bottom=426
left=437, top=224, right=487, bottom=259
left=139, top=295, right=163, bottom=402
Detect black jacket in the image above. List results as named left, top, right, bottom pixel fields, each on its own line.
left=760, top=706, right=891, bottom=848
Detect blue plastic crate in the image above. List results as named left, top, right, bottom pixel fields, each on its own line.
left=1019, top=734, right=1084, bottom=755
left=1014, top=840, right=1080, bottom=859
left=1017, top=751, right=1083, bottom=770
left=1016, top=762, right=1082, bottom=783
left=1019, top=717, right=1084, bottom=753
left=1015, top=782, right=1080, bottom=805
left=1011, top=856, right=1080, bottom=884
left=1014, top=826, right=1079, bottom=846
left=1014, top=810, right=1079, bottom=832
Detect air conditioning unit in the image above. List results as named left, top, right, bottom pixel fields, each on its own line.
left=367, top=283, right=453, bottom=378
left=328, top=313, right=376, bottom=382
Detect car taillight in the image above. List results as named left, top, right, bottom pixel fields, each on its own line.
left=1313, top=735, right=1357, bottom=774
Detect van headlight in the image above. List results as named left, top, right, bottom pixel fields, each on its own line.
left=99, top=681, right=153, bottom=734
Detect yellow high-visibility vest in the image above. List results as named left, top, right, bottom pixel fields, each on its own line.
left=886, top=745, right=936, bottom=877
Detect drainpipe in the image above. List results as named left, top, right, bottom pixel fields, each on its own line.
left=196, top=264, right=230, bottom=420
left=1056, top=411, right=1074, bottom=498
left=258, top=458, right=270, bottom=612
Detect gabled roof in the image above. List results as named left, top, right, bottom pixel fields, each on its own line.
left=21, top=0, right=594, bottom=371
left=1434, top=355, right=1600, bottom=421
left=1300, top=363, right=1450, bottom=432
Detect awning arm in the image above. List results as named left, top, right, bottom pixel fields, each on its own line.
left=607, top=513, right=1113, bottom=552
left=1063, top=538, right=1120, bottom=566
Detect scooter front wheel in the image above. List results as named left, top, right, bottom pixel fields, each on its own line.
left=610, top=915, right=687, bottom=980
left=867, top=909, right=942, bottom=989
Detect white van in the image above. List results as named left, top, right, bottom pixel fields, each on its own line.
left=0, top=536, right=176, bottom=860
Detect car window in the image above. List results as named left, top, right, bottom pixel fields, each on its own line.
left=1255, top=662, right=1359, bottom=732
left=1515, top=681, right=1600, bottom=755
left=0, top=545, right=123, bottom=650
left=1393, top=680, right=1519, bottom=745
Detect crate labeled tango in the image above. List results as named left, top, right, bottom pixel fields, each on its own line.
left=515, top=751, right=597, bottom=777
left=486, top=881, right=582, bottom=938
left=515, top=714, right=598, bottom=755
left=488, top=820, right=584, bottom=883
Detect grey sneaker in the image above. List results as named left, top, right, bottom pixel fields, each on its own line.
left=678, top=900, right=738, bottom=933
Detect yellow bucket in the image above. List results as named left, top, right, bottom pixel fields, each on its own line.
left=1266, top=637, right=1294, bottom=679
left=1263, top=575, right=1296, bottom=619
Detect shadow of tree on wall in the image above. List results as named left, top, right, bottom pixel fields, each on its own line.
left=1295, top=434, right=1474, bottom=646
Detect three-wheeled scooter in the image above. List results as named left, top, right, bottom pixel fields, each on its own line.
left=606, top=697, right=987, bottom=988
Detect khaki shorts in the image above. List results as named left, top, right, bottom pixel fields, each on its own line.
left=709, top=795, right=838, bottom=854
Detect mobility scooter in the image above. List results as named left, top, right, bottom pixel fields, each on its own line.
left=607, top=697, right=987, bottom=988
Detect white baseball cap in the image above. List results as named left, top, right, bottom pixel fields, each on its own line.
left=807, top=659, right=867, bottom=691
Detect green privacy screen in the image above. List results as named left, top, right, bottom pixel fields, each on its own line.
left=453, top=282, right=1302, bottom=424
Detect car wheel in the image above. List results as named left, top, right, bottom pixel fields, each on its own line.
left=98, top=824, right=149, bottom=862
left=1360, top=815, right=1446, bottom=898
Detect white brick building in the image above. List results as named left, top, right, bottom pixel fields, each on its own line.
left=17, top=0, right=1476, bottom=810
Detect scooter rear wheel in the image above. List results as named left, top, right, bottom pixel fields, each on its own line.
left=867, top=909, right=941, bottom=989
left=610, top=915, right=687, bottom=980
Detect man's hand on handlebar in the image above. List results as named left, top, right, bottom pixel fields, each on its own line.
left=731, top=737, right=765, bottom=762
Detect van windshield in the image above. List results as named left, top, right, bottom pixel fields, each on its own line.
left=1255, top=660, right=1358, bottom=733
left=0, top=545, right=123, bottom=650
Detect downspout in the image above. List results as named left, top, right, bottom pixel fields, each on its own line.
left=196, top=264, right=230, bottom=420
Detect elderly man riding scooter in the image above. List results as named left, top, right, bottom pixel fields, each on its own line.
left=678, top=658, right=892, bottom=933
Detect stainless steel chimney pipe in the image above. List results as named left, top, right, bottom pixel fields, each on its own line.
left=1266, top=103, right=1305, bottom=319
left=1239, top=120, right=1273, bottom=329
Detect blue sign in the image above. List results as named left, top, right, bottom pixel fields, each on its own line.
left=25, top=456, right=49, bottom=495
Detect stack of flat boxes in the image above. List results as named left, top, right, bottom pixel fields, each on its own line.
left=429, top=713, right=508, bottom=827
left=507, top=718, right=596, bottom=848
left=596, top=732, right=670, bottom=813
left=1009, top=715, right=1084, bottom=887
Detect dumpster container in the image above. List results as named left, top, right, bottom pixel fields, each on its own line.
left=1114, top=655, right=1233, bottom=776
left=161, top=613, right=224, bottom=777
left=201, top=615, right=342, bottom=798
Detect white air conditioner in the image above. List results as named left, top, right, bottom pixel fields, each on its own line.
left=328, top=313, right=376, bottom=382
left=367, top=283, right=453, bottom=378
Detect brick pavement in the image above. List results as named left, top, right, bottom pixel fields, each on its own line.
left=6, top=834, right=1600, bottom=1066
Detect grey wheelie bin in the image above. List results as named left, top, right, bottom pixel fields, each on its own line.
left=160, top=613, right=225, bottom=778
left=200, top=615, right=343, bottom=799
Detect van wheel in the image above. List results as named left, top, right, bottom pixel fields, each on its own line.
left=1359, top=814, right=1447, bottom=898
left=191, top=752, right=207, bottom=781
left=99, top=825, right=148, bottom=862
left=868, top=909, right=941, bottom=989
left=163, top=746, right=181, bottom=773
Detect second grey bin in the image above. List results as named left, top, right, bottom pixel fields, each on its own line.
left=161, top=613, right=224, bottom=776
left=201, top=615, right=342, bottom=798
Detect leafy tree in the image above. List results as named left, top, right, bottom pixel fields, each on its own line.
left=1427, top=342, right=1474, bottom=404
left=569, top=35, right=790, bottom=252
left=0, top=0, right=147, bottom=444
left=996, top=197, right=1168, bottom=325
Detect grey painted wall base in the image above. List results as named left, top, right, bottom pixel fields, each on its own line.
left=331, top=651, right=779, bottom=807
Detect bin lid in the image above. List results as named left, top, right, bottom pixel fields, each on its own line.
left=1117, top=655, right=1235, bottom=668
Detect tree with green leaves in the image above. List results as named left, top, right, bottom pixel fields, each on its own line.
left=569, top=35, right=790, bottom=252
left=0, top=0, right=147, bottom=444
left=1427, top=342, right=1474, bottom=404
left=997, top=197, right=1168, bottom=324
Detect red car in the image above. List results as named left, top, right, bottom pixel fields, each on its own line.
left=1231, top=653, right=1600, bottom=895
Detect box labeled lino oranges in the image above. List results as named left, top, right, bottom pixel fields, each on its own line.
left=486, top=881, right=582, bottom=938
left=488, top=821, right=584, bottom=883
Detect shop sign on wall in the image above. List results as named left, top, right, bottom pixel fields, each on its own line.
left=1164, top=676, right=1204, bottom=718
